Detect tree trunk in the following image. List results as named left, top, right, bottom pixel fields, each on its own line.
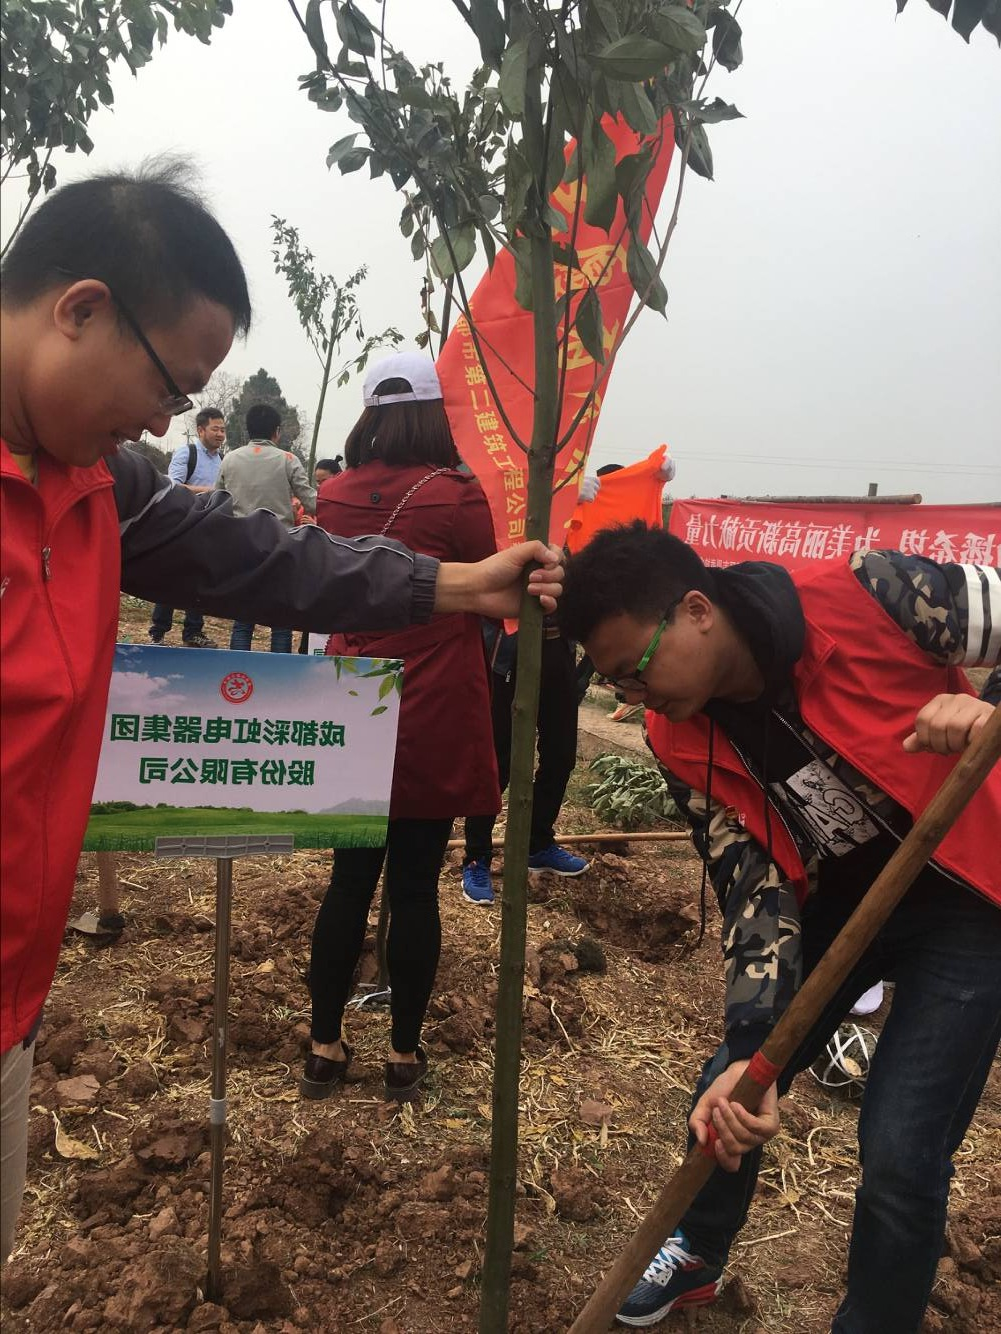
left=307, top=302, right=339, bottom=477
left=479, top=72, right=559, bottom=1334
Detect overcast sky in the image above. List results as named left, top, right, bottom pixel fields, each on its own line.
left=4, top=1, right=999, bottom=503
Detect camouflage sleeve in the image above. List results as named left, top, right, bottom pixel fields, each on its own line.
left=661, top=767, right=803, bottom=1062
left=852, top=550, right=1001, bottom=667
left=980, top=666, right=1001, bottom=706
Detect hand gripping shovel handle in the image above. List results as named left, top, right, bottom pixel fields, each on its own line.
left=569, top=705, right=1001, bottom=1334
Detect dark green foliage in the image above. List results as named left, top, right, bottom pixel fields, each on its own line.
left=896, top=0, right=1001, bottom=42
left=225, top=369, right=304, bottom=458
left=1, top=1, right=233, bottom=249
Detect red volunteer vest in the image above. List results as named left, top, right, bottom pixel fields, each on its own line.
left=646, top=562, right=1000, bottom=909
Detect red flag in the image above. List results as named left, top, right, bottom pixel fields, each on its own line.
left=438, top=115, right=675, bottom=548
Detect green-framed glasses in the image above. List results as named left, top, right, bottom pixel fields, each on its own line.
left=602, top=596, right=683, bottom=692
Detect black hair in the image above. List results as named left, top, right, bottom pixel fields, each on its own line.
left=314, top=457, right=343, bottom=475
left=195, top=406, right=224, bottom=430
left=246, top=403, right=282, bottom=441
left=345, top=378, right=460, bottom=469
left=559, top=521, right=717, bottom=643
left=1, top=160, right=251, bottom=336
left=595, top=463, right=624, bottom=476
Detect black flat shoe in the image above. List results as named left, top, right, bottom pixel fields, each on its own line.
left=299, top=1043, right=352, bottom=1100
left=384, top=1047, right=428, bottom=1104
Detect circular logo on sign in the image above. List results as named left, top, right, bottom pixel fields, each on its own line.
left=220, top=670, right=254, bottom=704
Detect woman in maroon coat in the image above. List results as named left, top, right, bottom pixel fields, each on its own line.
left=300, top=352, right=500, bottom=1103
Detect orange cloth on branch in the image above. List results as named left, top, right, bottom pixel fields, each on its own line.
left=566, top=445, right=669, bottom=553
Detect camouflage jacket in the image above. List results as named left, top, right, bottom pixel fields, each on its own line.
left=655, top=551, right=1000, bottom=1062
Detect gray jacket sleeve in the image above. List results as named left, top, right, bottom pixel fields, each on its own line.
left=110, top=447, right=438, bottom=631
left=287, top=455, right=318, bottom=515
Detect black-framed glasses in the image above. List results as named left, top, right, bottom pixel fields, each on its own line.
left=56, top=269, right=193, bottom=417
left=601, top=596, right=683, bottom=692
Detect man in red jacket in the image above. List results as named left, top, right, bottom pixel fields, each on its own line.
left=560, top=523, right=999, bottom=1334
left=0, top=163, right=564, bottom=1261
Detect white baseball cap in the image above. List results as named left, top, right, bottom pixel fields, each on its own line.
left=363, top=351, right=443, bottom=406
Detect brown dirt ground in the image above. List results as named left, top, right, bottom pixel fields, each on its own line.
left=2, top=601, right=997, bottom=1334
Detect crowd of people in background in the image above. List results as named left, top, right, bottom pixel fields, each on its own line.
left=2, top=163, right=999, bottom=1334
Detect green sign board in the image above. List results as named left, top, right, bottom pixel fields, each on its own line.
left=84, top=645, right=402, bottom=851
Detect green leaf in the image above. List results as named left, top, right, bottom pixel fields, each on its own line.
left=652, top=5, right=707, bottom=55
left=683, top=119, right=714, bottom=179
left=336, top=0, right=376, bottom=58
left=583, top=116, right=617, bottom=232
left=304, top=0, right=329, bottom=63
left=468, top=0, right=505, bottom=70
left=617, top=81, right=658, bottom=136
left=575, top=287, right=606, bottom=364
left=430, top=224, right=476, bottom=278
left=590, top=35, right=674, bottom=82
left=480, top=224, right=497, bottom=271
left=325, top=133, right=358, bottom=168
left=370, top=705, right=388, bottom=716
left=709, top=9, right=743, bottom=71
left=499, top=37, right=529, bottom=117
left=378, top=674, right=395, bottom=699
left=693, top=97, right=743, bottom=124
left=626, top=234, right=667, bottom=314
left=615, top=148, right=653, bottom=227
left=337, top=146, right=370, bottom=174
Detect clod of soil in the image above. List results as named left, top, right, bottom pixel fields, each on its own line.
left=550, top=1166, right=603, bottom=1222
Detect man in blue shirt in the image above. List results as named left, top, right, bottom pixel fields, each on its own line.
left=147, top=407, right=226, bottom=646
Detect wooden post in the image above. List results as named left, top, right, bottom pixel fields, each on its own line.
left=205, top=857, right=234, bottom=1303
left=569, top=708, right=1001, bottom=1334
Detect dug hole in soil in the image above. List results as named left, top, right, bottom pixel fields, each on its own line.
left=2, top=606, right=998, bottom=1333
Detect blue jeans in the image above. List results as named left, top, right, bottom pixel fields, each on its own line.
left=150, top=604, right=204, bottom=640
left=681, top=874, right=1001, bottom=1334
left=229, top=622, right=292, bottom=654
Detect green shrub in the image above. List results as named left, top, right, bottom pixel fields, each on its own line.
left=584, top=754, right=678, bottom=830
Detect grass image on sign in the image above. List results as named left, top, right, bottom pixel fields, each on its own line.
left=84, top=645, right=403, bottom=851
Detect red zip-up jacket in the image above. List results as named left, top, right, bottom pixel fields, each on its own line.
left=1, top=441, right=442, bottom=1053
left=648, top=560, right=1001, bottom=909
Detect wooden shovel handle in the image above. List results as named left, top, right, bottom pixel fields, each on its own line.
left=569, top=705, right=1001, bottom=1334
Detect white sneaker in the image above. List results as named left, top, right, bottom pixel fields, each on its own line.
left=850, top=981, right=884, bottom=1016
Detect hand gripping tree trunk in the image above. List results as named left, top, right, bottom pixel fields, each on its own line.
left=479, top=73, right=559, bottom=1334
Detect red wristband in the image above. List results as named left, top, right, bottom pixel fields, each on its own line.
left=747, top=1050, right=781, bottom=1088
left=698, top=1123, right=719, bottom=1159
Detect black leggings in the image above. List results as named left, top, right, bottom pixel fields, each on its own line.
left=309, top=817, right=453, bottom=1054
left=464, top=634, right=579, bottom=863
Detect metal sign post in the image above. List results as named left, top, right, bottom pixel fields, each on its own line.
left=155, top=834, right=295, bottom=1303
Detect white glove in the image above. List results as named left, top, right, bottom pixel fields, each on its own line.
left=579, top=475, right=601, bottom=503
left=657, top=457, right=676, bottom=483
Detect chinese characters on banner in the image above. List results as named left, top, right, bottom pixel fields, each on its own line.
left=437, top=114, right=676, bottom=550
left=84, top=645, right=403, bottom=851
left=668, top=500, right=999, bottom=571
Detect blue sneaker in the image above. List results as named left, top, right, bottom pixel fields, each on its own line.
left=527, top=843, right=589, bottom=877
left=616, top=1231, right=723, bottom=1327
left=462, top=859, right=494, bottom=905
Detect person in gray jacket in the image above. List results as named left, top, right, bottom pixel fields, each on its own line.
left=214, top=402, right=316, bottom=652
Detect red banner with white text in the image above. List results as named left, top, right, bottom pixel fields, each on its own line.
left=437, top=115, right=675, bottom=550
left=668, top=500, right=999, bottom=570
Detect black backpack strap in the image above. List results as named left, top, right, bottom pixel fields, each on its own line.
left=184, top=442, right=198, bottom=483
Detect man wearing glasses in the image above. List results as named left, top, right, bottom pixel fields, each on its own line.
left=0, top=164, right=564, bottom=1262
left=148, top=406, right=228, bottom=647
left=559, top=522, right=1000, bottom=1333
